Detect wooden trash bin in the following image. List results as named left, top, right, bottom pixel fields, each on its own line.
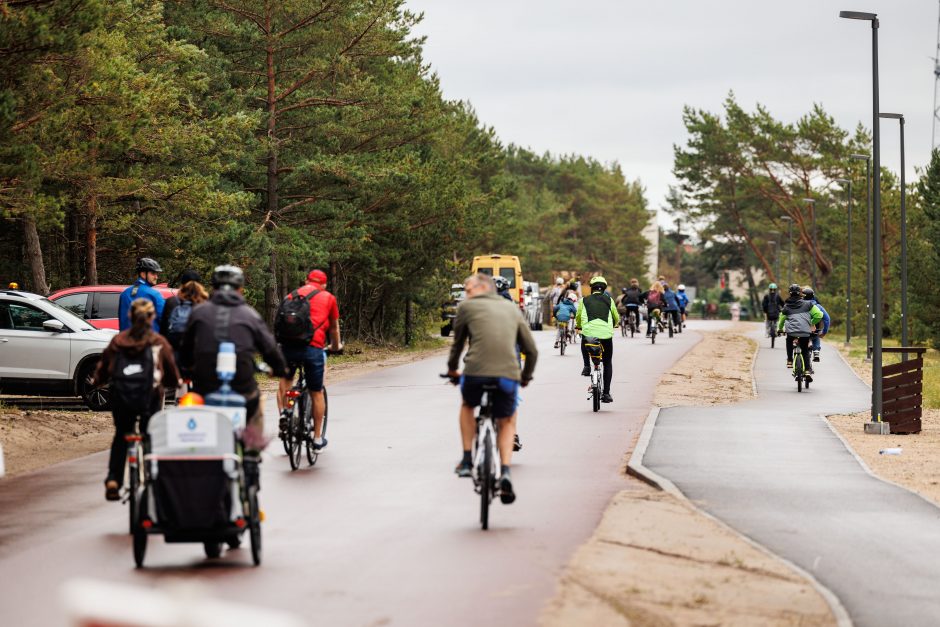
left=881, top=347, right=926, bottom=434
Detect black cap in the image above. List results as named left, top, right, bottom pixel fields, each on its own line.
left=178, top=269, right=201, bottom=285
left=788, top=284, right=802, bottom=296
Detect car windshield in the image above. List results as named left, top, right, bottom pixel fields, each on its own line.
left=43, top=298, right=95, bottom=331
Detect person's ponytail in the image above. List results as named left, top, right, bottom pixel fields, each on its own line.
left=129, top=298, right=155, bottom=340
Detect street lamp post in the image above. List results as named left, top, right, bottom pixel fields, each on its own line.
left=880, top=112, right=908, bottom=355
left=852, top=153, right=872, bottom=360
left=803, top=198, right=817, bottom=290
left=842, top=9, right=884, bottom=427
left=780, top=216, right=793, bottom=286
left=835, top=178, right=853, bottom=346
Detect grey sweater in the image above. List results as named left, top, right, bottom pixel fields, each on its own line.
left=447, top=293, right=538, bottom=382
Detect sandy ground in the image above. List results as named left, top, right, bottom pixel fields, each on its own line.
left=828, top=341, right=940, bottom=506
left=543, top=323, right=836, bottom=627
left=0, top=343, right=448, bottom=479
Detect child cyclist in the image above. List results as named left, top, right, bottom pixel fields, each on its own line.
left=776, top=284, right=823, bottom=375
left=553, top=294, right=578, bottom=348
left=802, top=286, right=829, bottom=362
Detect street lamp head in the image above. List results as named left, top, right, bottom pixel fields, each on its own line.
left=780, top=215, right=792, bottom=222
left=879, top=112, right=903, bottom=120
left=834, top=178, right=851, bottom=184
left=839, top=10, right=876, bottom=20
left=850, top=154, right=870, bottom=161
left=802, top=198, right=815, bottom=204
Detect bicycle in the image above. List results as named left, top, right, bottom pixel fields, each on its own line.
left=280, top=348, right=341, bottom=470
left=626, top=307, right=639, bottom=338
left=583, top=337, right=604, bottom=412
left=666, top=311, right=675, bottom=338
left=441, top=374, right=504, bottom=530
left=619, top=312, right=628, bottom=337
left=567, top=318, right=578, bottom=345
left=766, top=318, right=777, bottom=348
left=649, top=309, right=661, bottom=344
left=123, top=426, right=145, bottom=535
left=557, top=321, right=568, bottom=355
left=787, top=334, right=814, bottom=392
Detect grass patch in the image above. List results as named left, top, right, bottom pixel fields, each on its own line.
left=830, top=336, right=940, bottom=409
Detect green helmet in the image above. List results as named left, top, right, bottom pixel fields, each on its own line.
left=768, top=283, right=778, bottom=290
left=589, top=275, right=607, bottom=286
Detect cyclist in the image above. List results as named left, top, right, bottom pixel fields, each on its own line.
left=118, top=258, right=165, bottom=332
left=275, top=269, right=342, bottom=451
left=159, top=269, right=207, bottom=360
left=621, top=279, right=643, bottom=331
left=92, top=299, right=180, bottom=501
left=761, top=283, right=785, bottom=339
left=494, top=276, right=513, bottom=301
left=776, top=284, right=823, bottom=374
left=662, top=281, right=680, bottom=330
left=576, top=276, right=619, bottom=403
left=644, top=281, right=665, bottom=337
left=676, top=284, right=690, bottom=326
left=553, top=293, right=577, bottom=348
left=447, top=273, right=538, bottom=504
left=548, top=277, right=565, bottom=310
left=802, top=286, right=830, bottom=362
left=179, top=265, right=289, bottom=478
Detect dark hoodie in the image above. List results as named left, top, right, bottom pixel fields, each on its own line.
left=179, top=288, right=288, bottom=396
left=92, top=330, right=180, bottom=394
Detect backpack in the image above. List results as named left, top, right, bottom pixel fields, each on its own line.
left=167, top=300, right=193, bottom=336
left=275, top=289, right=320, bottom=346
left=647, top=290, right=663, bottom=307
left=111, top=345, right=155, bottom=410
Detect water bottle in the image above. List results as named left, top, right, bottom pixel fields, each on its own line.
left=879, top=448, right=902, bottom=456
left=205, top=341, right=246, bottom=429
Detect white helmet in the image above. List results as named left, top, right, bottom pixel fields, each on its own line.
left=566, top=293, right=577, bottom=302
left=555, top=277, right=564, bottom=285
left=678, top=284, right=686, bottom=291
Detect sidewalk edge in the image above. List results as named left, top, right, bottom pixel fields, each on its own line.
left=627, top=405, right=854, bottom=627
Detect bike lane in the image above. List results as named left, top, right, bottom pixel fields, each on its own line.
left=0, top=323, right=708, bottom=626
left=643, top=326, right=940, bottom=627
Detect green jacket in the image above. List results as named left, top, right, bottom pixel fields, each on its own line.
left=776, top=297, right=823, bottom=337
left=576, top=291, right=620, bottom=339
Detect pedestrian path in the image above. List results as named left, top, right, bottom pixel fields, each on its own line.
left=643, top=327, right=940, bottom=627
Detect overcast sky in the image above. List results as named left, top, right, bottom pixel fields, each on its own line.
left=406, top=1, right=937, bottom=222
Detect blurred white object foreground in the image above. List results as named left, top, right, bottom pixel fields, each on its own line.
left=63, top=578, right=305, bottom=627
left=0, top=440, right=5, bottom=478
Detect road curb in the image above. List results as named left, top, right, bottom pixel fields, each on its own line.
left=627, top=408, right=854, bottom=627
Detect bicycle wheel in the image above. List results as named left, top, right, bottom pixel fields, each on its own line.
left=248, top=486, right=262, bottom=566
left=771, top=333, right=776, bottom=349
left=306, top=388, right=327, bottom=466
left=289, top=394, right=304, bottom=470
left=560, top=331, right=566, bottom=355
left=480, top=433, right=493, bottom=531
left=794, top=354, right=804, bottom=392
left=651, top=330, right=656, bottom=344
left=127, top=455, right=139, bottom=535
left=668, top=317, right=674, bottom=338
left=592, top=371, right=601, bottom=412
left=133, top=526, right=147, bottom=568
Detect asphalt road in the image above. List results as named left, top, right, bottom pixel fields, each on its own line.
left=644, top=326, right=940, bottom=627
left=0, top=320, right=706, bottom=626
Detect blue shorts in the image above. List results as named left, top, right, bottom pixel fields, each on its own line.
left=282, top=345, right=326, bottom=392
left=460, top=376, right=519, bottom=419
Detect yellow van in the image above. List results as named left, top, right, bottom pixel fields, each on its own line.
left=471, top=254, right=524, bottom=305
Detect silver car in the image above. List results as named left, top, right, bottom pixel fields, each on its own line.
left=0, top=289, right=116, bottom=410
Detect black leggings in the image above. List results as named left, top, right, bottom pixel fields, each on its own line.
left=785, top=335, right=812, bottom=367
left=581, top=337, right=613, bottom=394
left=107, top=394, right=162, bottom=486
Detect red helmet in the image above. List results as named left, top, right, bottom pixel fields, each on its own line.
left=307, top=269, right=327, bottom=285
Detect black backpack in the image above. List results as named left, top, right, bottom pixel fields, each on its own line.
left=111, top=346, right=155, bottom=410
left=275, top=289, right=320, bottom=346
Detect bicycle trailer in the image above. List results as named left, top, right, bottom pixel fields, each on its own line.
left=132, top=405, right=261, bottom=567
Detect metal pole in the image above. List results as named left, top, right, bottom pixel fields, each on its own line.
left=866, top=157, right=872, bottom=360
left=871, top=17, right=883, bottom=423
left=803, top=199, right=817, bottom=290
left=847, top=181, right=853, bottom=345
left=900, top=116, right=908, bottom=353
left=788, top=219, right=793, bottom=286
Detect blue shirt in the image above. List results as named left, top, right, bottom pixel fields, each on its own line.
left=118, top=278, right=165, bottom=332
left=663, top=289, right=680, bottom=311
left=677, top=291, right=689, bottom=308
left=553, top=300, right=577, bottom=322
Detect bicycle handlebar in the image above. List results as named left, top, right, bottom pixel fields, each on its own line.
left=440, top=373, right=459, bottom=385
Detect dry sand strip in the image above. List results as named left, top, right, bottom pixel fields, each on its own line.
left=0, top=343, right=448, bottom=478
left=542, top=324, right=837, bottom=627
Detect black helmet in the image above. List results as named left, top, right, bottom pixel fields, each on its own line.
left=211, top=264, right=244, bottom=289
left=802, top=286, right=815, bottom=299
left=136, top=257, right=163, bottom=273
left=788, top=283, right=802, bottom=296
left=621, top=287, right=628, bottom=294
left=493, top=276, right=510, bottom=292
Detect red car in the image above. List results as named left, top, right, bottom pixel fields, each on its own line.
left=49, top=284, right=176, bottom=330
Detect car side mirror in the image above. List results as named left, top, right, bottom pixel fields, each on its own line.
left=43, top=319, right=66, bottom=333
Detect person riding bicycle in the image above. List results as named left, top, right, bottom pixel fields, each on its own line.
left=553, top=294, right=577, bottom=348
left=776, top=284, right=823, bottom=375
left=93, top=299, right=180, bottom=501
left=447, top=273, right=538, bottom=504
left=802, top=286, right=830, bottom=362
left=644, top=281, right=665, bottom=336
left=576, top=276, right=619, bottom=403
left=620, top=279, right=643, bottom=329
left=661, top=281, right=680, bottom=330
left=494, top=275, right=513, bottom=301
left=676, top=284, right=689, bottom=325
left=179, top=265, right=289, bottom=473
left=761, top=283, right=785, bottom=338
left=119, top=257, right=166, bottom=332
left=275, top=269, right=342, bottom=451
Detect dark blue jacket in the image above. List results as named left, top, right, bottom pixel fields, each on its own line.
left=663, top=288, right=680, bottom=311
left=118, top=278, right=165, bottom=332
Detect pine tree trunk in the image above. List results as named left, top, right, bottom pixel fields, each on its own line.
left=262, top=11, right=279, bottom=325
left=23, top=215, right=49, bottom=295
left=85, top=194, right=98, bottom=285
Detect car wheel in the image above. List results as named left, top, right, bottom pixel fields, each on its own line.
left=78, top=360, right=110, bottom=411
